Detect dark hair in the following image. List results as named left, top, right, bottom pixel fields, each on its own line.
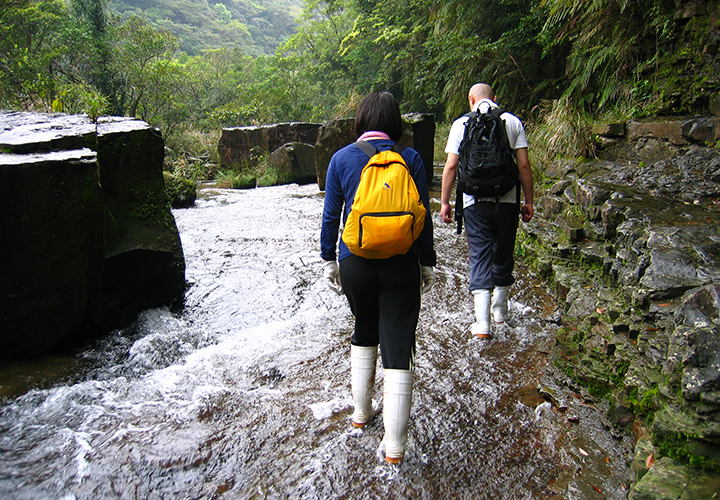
left=354, top=91, right=403, bottom=142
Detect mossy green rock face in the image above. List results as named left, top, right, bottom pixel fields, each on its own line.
left=629, top=456, right=720, bottom=500
left=163, top=171, right=197, bottom=208
left=525, top=128, right=720, bottom=495
left=96, top=117, right=185, bottom=329
left=629, top=457, right=689, bottom=500
left=0, top=112, right=185, bottom=357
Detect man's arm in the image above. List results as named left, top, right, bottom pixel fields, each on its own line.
left=440, top=153, right=459, bottom=224
left=515, top=147, right=533, bottom=222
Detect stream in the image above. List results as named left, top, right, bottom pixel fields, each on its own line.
left=0, top=182, right=635, bottom=499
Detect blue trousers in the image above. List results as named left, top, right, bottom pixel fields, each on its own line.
left=339, top=253, right=420, bottom=370
left=464, top=201, right=519, bottom=291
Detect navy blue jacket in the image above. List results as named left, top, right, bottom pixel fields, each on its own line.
left=320, top=139, right=436, bottom=267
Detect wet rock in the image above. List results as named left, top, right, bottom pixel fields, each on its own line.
left=0, top=147, right=103, bottom=356
left=527, top=118, right=720, bottom=493
left=398, top=112, right=435, bottom=181
left=628, top=456, right=688, bottom=500
left=681, top=117, right=720, bottom=143
left=314, top=118, right=355, bottom=191
left=680, top=325, right=720, bottom=401
left=269, top=142, right=317, bottom=185
left=640, top=247, right=707, bottom=298
left=574, top=178, right=612, bottom=220
left=542, top=195, right=566, bottom=218
left=675, top=284, right=720, bottom=328
left=96, top=116, right=185, bottom=330
left=555, top=215, right=584, bottom=242
left=0, top=111, right=185, bottom=357
left=218, top=122, right=322, bottom=171
left=0, top=111, right=97, bottom=153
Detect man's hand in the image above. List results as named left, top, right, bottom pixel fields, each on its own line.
left=440, top=202, right=453, bottom=224
left=440, top=153, right=459, bottom=225
left=521, top=203, right=533, bottom=223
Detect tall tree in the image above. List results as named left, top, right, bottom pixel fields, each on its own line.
left=68, top=0, right=121, bottom=113
left=0, top=0, right=68, bottom=108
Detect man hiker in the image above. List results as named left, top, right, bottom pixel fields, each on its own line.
left=440, top=83, right=534, bottom=338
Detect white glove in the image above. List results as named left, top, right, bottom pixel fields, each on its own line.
left=421, top=266, right=436, bottom=294
left=323, top=260, right=344, bottom=295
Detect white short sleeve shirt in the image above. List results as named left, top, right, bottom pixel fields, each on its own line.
left=445, top=99, right=528, bottom=207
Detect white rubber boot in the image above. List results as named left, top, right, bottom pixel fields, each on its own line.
left=492, top=285, right=511, bottom=324
left=383, top=369, right=413, bottom=464
left=351, top=345, right=377, bottom=428
left=471, top=289, right=492, bottom=338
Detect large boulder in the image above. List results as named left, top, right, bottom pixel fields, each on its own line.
left=314, top=113, right=437, bottom=190
left=399, top=112, right=436, bottom=181
left=269, top=142, right=317, bottom=185
left=95, top=117, right=185, bottom=329
left=0, top=147, right=104, bottom=355
left=218, top=125, right=269, bottom=169
left=315, top=118, right=355, bottom=190
left=0, top=111, right=185, bottom=357
left=265, top=122, right=321, bottom=152
left=218, top=122, right=322, bottom=170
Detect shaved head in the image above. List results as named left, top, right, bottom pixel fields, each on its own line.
left=469, top=83, right=495, bottom=100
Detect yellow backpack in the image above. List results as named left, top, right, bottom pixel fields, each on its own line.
left=342, top=141, right=426, bottom=259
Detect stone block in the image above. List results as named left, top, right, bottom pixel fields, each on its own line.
left=218, top=126, right=270, bottom=169
left=543, top=195, right=566, bottom=219
left=575, top=179, right=612, bottom=221
left=267, top=122, right=321, bottom=152
left=591, top=122, right=626, bottom=137
left=0, top=111, right=185, bottom=357
left=556, top=215, right=585, bottom=242
left=682, top=117, right=720, bottom=142
left=0, top=111, right=97, bottom=153
left=270, top=142, right=317, bottom=185
left=0, top=148, right=103, bottom=356
left=399, top=112, right=435, bottom=181
left=627, top=120, right=688, bottom=146
left=218, top=122, right=321, bottom=171
left=315, top=118, right=355, bottom=191
left=96, top=117, right=185, bottom=329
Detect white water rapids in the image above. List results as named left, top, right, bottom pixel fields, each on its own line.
left=0, top=183, right=634, bottom=499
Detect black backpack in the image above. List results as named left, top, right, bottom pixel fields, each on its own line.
left=455, top=106, right=518, bottom=233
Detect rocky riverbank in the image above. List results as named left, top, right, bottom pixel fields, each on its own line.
left=525, top=118, right=720, bottom=498
left=0, top=111, right=185, bottom=357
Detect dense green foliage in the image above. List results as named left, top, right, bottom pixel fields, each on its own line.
left=2, top=0, right=717, bottom=169
left=109, top=0, right=302, bottom=56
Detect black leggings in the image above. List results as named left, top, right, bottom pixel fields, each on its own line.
left=339, top=253, right=421, bottom=370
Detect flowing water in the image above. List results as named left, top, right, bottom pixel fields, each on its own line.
left=0, top=183, right=635, bottom=499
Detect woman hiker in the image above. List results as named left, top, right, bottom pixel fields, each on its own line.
left=320, top=91, right=437, bottom=463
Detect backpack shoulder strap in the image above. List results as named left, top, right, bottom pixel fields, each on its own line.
left=356, top=140, right=405, bottom=159
left=355, top=140, right=378, bottom=158
left=487, top=106, right=505, bottom=118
